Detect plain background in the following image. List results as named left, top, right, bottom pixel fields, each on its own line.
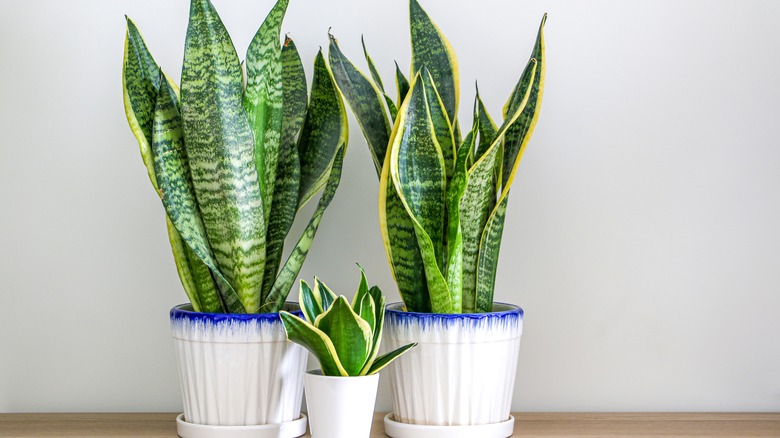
left=1, top=0, right=779, bottom=413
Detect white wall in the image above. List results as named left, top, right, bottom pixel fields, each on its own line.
left=1, top=0, right=779, bottom=413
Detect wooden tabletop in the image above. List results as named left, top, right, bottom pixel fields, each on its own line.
left=0, top=412, right=778, bottom=437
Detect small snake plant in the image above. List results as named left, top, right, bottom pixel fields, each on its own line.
left=122, top=0, right=347, bottom=313
left=280, top=269, right=416, bottom=376
left=328, top=0, right=546, bottom=314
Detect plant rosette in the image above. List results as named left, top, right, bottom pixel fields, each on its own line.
left=280, top=268, right=416, bottom=438
left=170, top=303, right=308, bottom=438
left=327, top=0, right=545, bottom=435
left=382, top=303, right=522, bottom=437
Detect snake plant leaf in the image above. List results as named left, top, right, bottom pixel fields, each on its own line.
left=351, top=267, right=376, bottom=332
left=473, top=18, right=545, bottom=311
left=444, top=114, right=478, bottom=313
left=361, top=35, right=385, bottom=92
left=181, top=0, right=265, bottom=313
left=379, top=167, right=430, bottom=312
left=299, top=280, right=323, bottom=324
left=123, top=17, right=162, bottom=189
left=280, top=311, right=348, bottom=376
left=166, top=218, right=202, bottom=311
left=124, top=20, right=215, bottom=311
left=262, top=37, right=307, bottom=300
left=502, top=14, right=546, bottom=191
left=389, top=74, right=452, bottom=313
left=244, top=0, right=288, bottom=222
left=358, top=285, right=386, bottom=375
left=395, top=61, right=410, bottom=106
left=297, top=50, right=348, bottom=209
left=314, top=296, right=372, bottom=376
left=313, top=276, right=338, bottom=312
left=366, top=342, right=417, bottom=375
left=153, top=73, right=244, bottom=313
left=420, top=67, right=455, bottom=179
left=262, top=146, right=346, bottom=312
left=361, top=36, right=399, bottom=121
left=409, top=0, right=459, bottom=124
left=475, top=89, right=499, bottom=162
left=459, top=59, right=537, bottom=312
left=328, top=34, right=390, bottom=177
left=475, top=195, right=508, bottom=312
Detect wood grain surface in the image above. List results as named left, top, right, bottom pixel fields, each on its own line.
left=0, top=412, right=778, bottom=437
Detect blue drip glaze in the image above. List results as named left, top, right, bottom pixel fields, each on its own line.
left=385, top=302, right=523, bottom=330
left=170, top=303, right=303, bottom=325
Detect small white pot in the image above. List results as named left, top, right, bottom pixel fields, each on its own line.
left=382, top=302, right=523, bottom=437
left=304, top=370, right=380, bottom=438
left=170, top=303, right=308, bottom=438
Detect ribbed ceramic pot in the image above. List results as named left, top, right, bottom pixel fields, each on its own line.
left=170, top=303, right=308, bottom=436
left=382, top=302, right=523, bottom=436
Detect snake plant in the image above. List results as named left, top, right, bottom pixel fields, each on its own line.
left=280, top=269, right=416, bottom=376
left=123, top=0, right=347, bottom=313
left=328, top=0, right=546, bottom=314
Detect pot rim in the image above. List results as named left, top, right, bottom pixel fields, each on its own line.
left=385, top=301, right=523, bottom=320
left=170, top=302, right=303, bottom=323
left=304, top=369, right=380, bottom=381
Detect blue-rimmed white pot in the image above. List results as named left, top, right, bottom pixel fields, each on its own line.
left=170, top=303, right=308, bottom=438
left=382, top=302, right=523, bottom=438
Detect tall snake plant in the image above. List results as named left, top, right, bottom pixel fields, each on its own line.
left=123, top=0, right=347, bottom=313
left=328, top=0, right=545, bottom=313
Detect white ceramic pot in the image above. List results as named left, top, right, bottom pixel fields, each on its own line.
left=304, top=370, right=380, bottom=438
left=170, top=303, right=308, bottom=438
left=382, top=302, right=523, bottom=438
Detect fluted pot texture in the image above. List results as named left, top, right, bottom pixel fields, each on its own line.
left=383, top=303, right=523, bottom=426
left=170, top=304, right=308, bottom=427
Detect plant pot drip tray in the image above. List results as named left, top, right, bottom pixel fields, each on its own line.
left=176, top=413, right=307, bottom=438
left=384, top=413, right=515, bottom=438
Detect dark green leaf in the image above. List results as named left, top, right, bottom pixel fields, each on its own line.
left=328, top=34, right=390, bottom=177
left=181, top=0, right=264, bottom=312
left=280, top=311, right=347, bottom=376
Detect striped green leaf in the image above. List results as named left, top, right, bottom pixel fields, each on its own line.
left=420, top=67, right=455, bottom=179
left=475, top=195, right=507, bottom=312
left=328, top=34, right=390, bottom=177
left=297, top=50, right=348, bottom=209
left=395, top=61, right=410, bottom=106
left=474, top=16, right=546, bottom=311
left=181, top=0, right=265, bottom=313
left=123, top=20, right=221, bottom=312
left=280, top=311, right=348, bottom=376
left=299, top=280, right=323, bottom=324
left=244, top=0, right=288, bottom=222
left=361, top=37, right=399, bottom=121
left=359, top=285, right=386, bottom=375
left=409, top=0, right=459, bottom=124
left=444, top=112, right=478, bottom=314
left=362, top=36, right=385, bottom=92
left=460, top=59, right=537, bottom=312
left=389, top=74, right=452, bottom=313
left=313, top=296, right=372, bottom=376
left=314, top=277, right=338, bottom=311
left=502, top=14, right=546, bottom=191
left=262, top=145, right=346, bottom=312
left=123, top=17, right=161, bottom=190
left=366, top=342, right=417, bottom=375
left=351, top=267, right=375, bottom=332
left=152, top=75, right=244, bottom=313
left=379, top=167, right=430, bottom=312
left=475, top=89, right=498, bottom=162
left=262, top=37, right=307, bottom=300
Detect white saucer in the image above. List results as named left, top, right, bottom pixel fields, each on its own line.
left=383, top=413, right=515, bottom=438
left=176, top=413, right=308, bottom=438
